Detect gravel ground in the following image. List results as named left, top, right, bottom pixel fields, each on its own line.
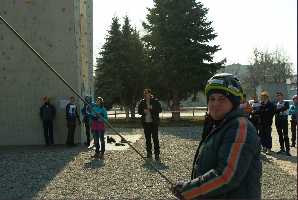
left=0, top=126, right=297, bottom=199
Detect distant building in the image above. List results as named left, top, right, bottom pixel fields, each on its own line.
left=255, top=75, right=297, bottom=103
left=217, top=63, right=249, bottom=78
left=286, top=75, right=297, bottom=99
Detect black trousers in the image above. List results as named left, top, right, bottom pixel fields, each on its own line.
left=143, top=122, right=160, bottom=155
left=275, top=117, right=290, bottom=150
left=67, top=118, right=76, bottom=144
left=85, top=122, right=91, bottom=143
left=291, top=120, right=297, bottom=145
left=248, top=117, right=259, bottom=136
left=43, top=120, right=54, bottom=145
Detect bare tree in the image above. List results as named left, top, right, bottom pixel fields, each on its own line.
left=240, top=46, right=294, bottom=97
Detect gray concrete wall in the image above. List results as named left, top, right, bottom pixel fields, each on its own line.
left=0, top=0, right=93, bottom=145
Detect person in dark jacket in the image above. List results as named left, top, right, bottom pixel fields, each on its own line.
left=81, top=94, right=94, bottom=146
left=138, top=88, right=162, bottom=160
left=252, top=92, right=275, bottom=155
left=275, top=92, right=291, bottom=156
left=66, top=97, right=81, bottom=147
left=39, top=95, right=56, bottom=147
left=171, top=73, right=262, bottom=199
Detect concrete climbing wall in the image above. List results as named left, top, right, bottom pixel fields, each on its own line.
left=0, top=0, right=93, bottom=145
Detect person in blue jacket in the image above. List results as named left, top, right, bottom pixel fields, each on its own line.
left=171, top=73, right=261, bottom=199
left=289, top=95, right=297, bottom=147
left=89, top=97, right=108, bottom=158
left=81, top=94, right=94, bottom=146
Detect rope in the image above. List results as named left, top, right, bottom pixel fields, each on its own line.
left=0, top=15, right=174, bottom=186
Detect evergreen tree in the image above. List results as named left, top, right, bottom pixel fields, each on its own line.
left=142, top=0, right=225, bottom=121
left=94, top=16, right=144, bottom=121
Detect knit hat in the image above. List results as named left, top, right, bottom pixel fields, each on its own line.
left=207, top=89, right=240, bottom=108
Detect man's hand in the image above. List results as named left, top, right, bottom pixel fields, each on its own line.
left=144, top=109, right=148, bottom=114
left=148, top=105, right=152, bottom=109
left=170, top=181, right=185, bottom=200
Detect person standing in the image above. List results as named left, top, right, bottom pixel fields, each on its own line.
left=275, top=92, right=291, bottom=156
left=249, top=93, right=261, bottom=133
left=252, top=92, right=275, bottom=155
left=90, top=97, right=108, bottom=158
left=39, top=95, right=56, bottom=147
left=66, top=97, right=81, bottom=147
left=138, top=88, right=162, bottom=160
left=81, top=94, right=94, bottom=146
left=289, top=95, right=297, bottom=147
left=239, top=93, right=252, bottom=117
left=171, top=73, right=261, bottom=199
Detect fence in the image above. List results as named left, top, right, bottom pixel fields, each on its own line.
left=107, top=107, right=208, bottom=118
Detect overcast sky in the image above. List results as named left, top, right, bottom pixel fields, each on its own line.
left=93, top=0, right=297, bottom=73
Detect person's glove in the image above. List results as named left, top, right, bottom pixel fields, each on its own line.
left=170, top=181, right=185, bottom=200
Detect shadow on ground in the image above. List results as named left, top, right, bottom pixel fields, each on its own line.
left=0, top=145, right=89, bottom=199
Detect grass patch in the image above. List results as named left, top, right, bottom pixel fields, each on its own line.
left=106, top=116, right=205, bottom=128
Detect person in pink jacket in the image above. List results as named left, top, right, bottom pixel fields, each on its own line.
left=89, top=97, right=108, bottom=158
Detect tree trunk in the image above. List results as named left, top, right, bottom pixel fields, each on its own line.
left=130, top=106, right=136, bottom=118
left=172, top=90, right=181, bottom=121
left=125, top=106, right=130, bottom=122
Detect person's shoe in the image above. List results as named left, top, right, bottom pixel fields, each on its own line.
left=286, top=150, right=291, bottom=156
left=265, top=149, right=271, bottom=155
left=98, top=153, right=104, bottom=158
left=91, top=153, right=99, bottom=158
left=70, top=143, right=77, bottom=147
left=277, top=149, right=285, bottom=154
left=146, top=153, right=152, bottom=158
left=155, top=154, right=160, bottom=160
left=262, top=147, right=267, bottom=153
left=49, top=144, right=55, bottom=148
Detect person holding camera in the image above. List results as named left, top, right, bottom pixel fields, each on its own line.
left=252, top=92, right=275, bottom=155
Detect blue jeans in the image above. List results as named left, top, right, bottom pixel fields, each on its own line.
left=259, top=125, right=272, bottom=149
left=92, top=130, right=105, bottom=154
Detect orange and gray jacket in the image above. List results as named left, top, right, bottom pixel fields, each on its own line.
left=180, top=108, right=262, bottom=199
